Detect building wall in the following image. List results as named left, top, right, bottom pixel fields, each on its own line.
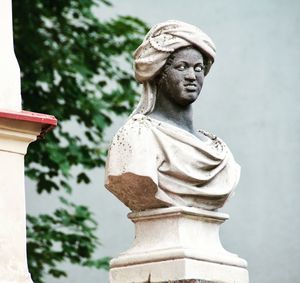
left=26, top=1, right=300, bottom=282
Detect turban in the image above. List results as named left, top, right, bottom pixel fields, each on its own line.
left=134, top=20, right=216, bottom=83
left=131, top=20, right=216, bottom=116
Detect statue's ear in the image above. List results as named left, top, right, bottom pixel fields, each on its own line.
left=151, top=72, right=163, bottom=88
left=204, top=58, right=213, bottom=76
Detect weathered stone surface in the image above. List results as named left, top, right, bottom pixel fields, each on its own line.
left=105, top=21, right=240, bottom=213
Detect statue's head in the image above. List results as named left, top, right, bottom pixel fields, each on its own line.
left=153, top=46, right=206, bottom=107
left=131, top=20, right=216, bottom=115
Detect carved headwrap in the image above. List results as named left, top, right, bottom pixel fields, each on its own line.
left=131, top=20, right=216, bottom=116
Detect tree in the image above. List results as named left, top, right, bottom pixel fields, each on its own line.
left=12, top=1, right=148, bottom=282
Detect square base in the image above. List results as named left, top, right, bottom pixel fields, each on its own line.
left=110, top=207, right=249, bottom=283
left=110, top=258, right=249, bottom=283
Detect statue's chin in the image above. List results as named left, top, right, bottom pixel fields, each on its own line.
left=174, top=91, right=200, bottom=106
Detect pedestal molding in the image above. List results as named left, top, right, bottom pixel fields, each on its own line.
left=0, top=128, right=37, bottom=155
left=128, top=206, right=229, bottom=223
left=110, top=206, right=249, bottom=283
left=0, top=110, right=57, bottom=155
left=112, top=247, right=247, bottom=269
left=110, top=258, right=249, bottom=283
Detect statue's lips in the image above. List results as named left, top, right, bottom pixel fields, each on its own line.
left=184, top=84, right=197, bottom=91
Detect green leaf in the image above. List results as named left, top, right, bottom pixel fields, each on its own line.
left=48, top=269, right=67, bottom=278
left=77, top=172, right=91, bottom=184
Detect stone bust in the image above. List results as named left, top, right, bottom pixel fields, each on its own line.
left=105, top=20, right=240, bottom=211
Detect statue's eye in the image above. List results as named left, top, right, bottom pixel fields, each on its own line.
left=176, top=64, right=185, bottom=71
left=195, top=65, right=204, bottom=72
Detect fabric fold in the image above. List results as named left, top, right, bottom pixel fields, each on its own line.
left=105, top=114, right=240, bottom=211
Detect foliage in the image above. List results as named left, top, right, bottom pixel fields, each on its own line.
left=27, top=197, right=110, bottom=281
left=12, top=0, right=148, bottom=282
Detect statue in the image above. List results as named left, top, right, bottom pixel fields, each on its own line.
left=105, top=20, right=249, bottom=283
left=105, top=20, right=240, bottom=212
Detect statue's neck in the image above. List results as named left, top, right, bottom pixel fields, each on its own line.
left=148, top=93, right=195, bottom=134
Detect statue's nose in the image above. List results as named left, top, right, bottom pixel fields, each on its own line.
left=184, top=68, right=196, bottom=80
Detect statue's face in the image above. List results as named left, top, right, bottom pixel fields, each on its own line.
left=158, top=47, right=205, bottom=106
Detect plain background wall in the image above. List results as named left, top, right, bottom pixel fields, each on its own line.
left=26, top=0, right=300, bottom=282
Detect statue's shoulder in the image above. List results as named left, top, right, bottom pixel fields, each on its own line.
left=111, top=114, right=154, bottom=146
left=198, top=129, right=227, bottom=153
left=198, top=129, right=217, bottom=140
left=120, top=114, right=153, bottom=133
left=129, top=113, right=153, bottom=126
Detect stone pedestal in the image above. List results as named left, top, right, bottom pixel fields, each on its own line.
left=0, top=110, right=56, bottom=283
left=110, top=207, right=249, bottom=283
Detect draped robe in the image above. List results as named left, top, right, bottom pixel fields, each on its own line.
left=105, top=114, right=240, bottom=211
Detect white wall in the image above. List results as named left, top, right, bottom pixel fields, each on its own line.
left=26, top=0, right=300, bottom=282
